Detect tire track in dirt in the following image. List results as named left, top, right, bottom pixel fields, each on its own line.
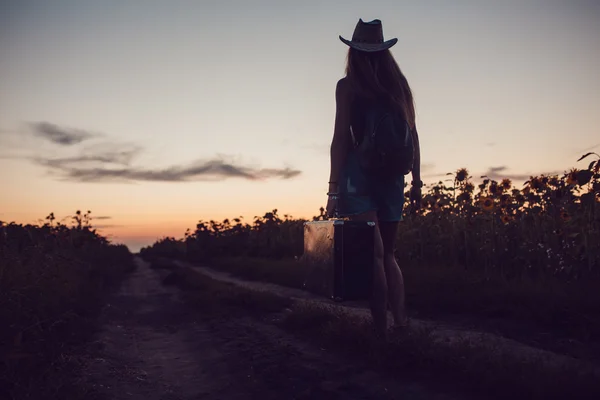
left=77, top=257, right=461, bottom=400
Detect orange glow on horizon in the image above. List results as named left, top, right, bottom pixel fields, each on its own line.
left=1, top=202, right=326, bottom=251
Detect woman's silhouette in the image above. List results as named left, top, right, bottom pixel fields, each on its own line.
left=326, top=19, right=422, bottom=338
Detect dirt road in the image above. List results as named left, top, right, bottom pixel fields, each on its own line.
left=171, top=260, right=599, bottom=373
left=78, top=258, right=461, bottom=400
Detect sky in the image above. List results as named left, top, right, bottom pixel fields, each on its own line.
left=1, top=0, right=599, bottom=252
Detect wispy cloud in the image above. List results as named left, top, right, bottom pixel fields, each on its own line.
left=29, top=122, right=100, bottom=146
left=95, top=216, right=112, bottom=220
left=423, top=165, right=565, bottom=185
left=0, top=122, right=302, bottom=184
left=37, top=142, right=141, bottom=169
left=36, top=157, right=301, bottom=183
left=93, top=224, right=121, bottom=229
left=15, top=121, right=302, bottom=183
left=480, top=166, right=531, bottom=181
left=480, top=166, right=562, bottom=183
left=421, top=163, right=435, bottom=173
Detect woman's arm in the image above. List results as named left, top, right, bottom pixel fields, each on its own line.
left=411, top=127, right=421, bottom=184
left=328, top=79, right=352, bottom=194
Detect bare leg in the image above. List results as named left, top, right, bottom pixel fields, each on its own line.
left=384, top=253, right=407, bottom=325
left=380, top=221, right=407, bottom=326
left=349, top=211, right=387, bottom=336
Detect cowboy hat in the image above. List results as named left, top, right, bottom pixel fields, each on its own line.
left=339, top=19, right=397, bottom=52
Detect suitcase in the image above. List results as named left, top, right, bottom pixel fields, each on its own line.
left=301, top=219, right=375, bottom=302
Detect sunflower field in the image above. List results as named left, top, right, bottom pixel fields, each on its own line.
left=0, top=211, right=135, bottom=399
left=142, top=154, right=600, bottom=281
left=397, top=153, right=600, bottom=281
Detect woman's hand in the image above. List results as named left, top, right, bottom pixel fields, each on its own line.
left=409, top=181, right=422, bottom=211
left=326, top=194, right=338, bottom=219
left=326, top=182, right=339, bottom=218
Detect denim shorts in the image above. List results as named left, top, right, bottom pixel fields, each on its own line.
left=336, top=151, right=406, bottom=222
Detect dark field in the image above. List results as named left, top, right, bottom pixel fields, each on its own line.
left=2, top=159, right=599, bottom=399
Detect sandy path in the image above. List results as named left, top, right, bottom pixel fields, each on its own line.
left=77, top=257, right=461, bottom=400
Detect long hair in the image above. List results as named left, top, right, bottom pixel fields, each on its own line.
left=345, top=48, right=416, bottom=129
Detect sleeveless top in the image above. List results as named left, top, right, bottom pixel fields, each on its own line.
left=349, top=92, right=396, bottom=147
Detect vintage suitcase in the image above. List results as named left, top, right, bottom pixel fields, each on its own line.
left=301, top=219, right=375, bottom=301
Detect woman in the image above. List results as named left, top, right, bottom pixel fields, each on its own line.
left=326, top=19, right=422, bottom=338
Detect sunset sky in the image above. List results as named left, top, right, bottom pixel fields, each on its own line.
left=1, top=0, right=599, bottom=251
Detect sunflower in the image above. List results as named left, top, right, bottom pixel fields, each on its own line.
left=501, top=215, right=512, bottom=224
left=456, top=168, right=468, bottom=182
left=529, top=177, right=542, bottom=190
left=489, top=181, right=499, bottom=195
left=501, top=178, right=512, bottom=190
left=566, top=169, right=578, bottom=185
left=500, top=194, right=511, bottom=207
left=479, top=196, right=494, bottom=211
left=560, top=210, right=571, bottom=222
left=464, top=182, right=475, bottom=193
left=457, top=192, right=471, bottom=203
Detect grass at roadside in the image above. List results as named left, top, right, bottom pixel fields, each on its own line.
left=160, top=262, right=293, bottom=316
left=0, top=219, right=136, bottom=400
left=209, top=256, right=305, bottom=288
left=154, top=260, right=600, bottom=400
left=201, top=256, right=600, bottom=358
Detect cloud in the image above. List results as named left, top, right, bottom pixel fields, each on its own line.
left=7, top=121, right=302, bottom=184
left=95, top=216, right=112, bottom=220
left=480, top=166, right=561, bottom=183
left=36, top=156, right=301, bottom=183
left=421, top=163, right=435, bottom=173
left=420, top=164, right=445, bottom=179
left=422, top=165, right=565, bottom=186
left=93, top=224, right=120, bottom=229
left=29, top=122, right=100, bottom=146
left=37, top=143, right=141, bottom=169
